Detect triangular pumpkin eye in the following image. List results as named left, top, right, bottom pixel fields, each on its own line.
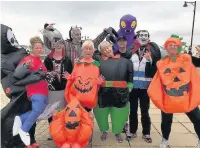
left=164, top=68, right=171, bottom=74
left=174, top=77, right=181, bottom=82
left=180, top=67, right=186, bottom=73
left=69, top=110, right=77, bottom=117
left=66, top=107, right=70, bottom=111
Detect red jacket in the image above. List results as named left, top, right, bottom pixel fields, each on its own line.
left=19, top=55, right=48, bottom=98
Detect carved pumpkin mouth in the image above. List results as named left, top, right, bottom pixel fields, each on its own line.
left=65, top=121, right=80, bottom=130
left=163, top=83, right=189, bottom=96
left=74, top=84, right=92, bottom=93
left=74, top=76, right=93, bottom=93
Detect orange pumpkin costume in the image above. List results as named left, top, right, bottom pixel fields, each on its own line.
left=148, top=51, right=200, bottom=113
left=65, top=58, right=101, bottom=109
left=49, top=99, right=93, bottom=148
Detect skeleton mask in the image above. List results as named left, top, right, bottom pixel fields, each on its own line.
left=137, top=30, right=150, bottom=46
left=70, top=27, right=82, bottom=44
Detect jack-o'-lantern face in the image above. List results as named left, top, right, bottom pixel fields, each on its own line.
left=74, top=76, right=92, bottom=93
left=163, top=67, right=190, bottom=97
left=65, top=100, right=81, bottom=130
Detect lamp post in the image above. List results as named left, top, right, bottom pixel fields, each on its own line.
left=183, top=1, right=196, bottom=55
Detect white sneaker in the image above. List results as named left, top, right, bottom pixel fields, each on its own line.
left=18, top=128, right=30, bottom=146
left=12, top=116, right=22, bottom=136
left=160, top=138, right=169, bottom=148
left=197, top=140, right=200, bottom=148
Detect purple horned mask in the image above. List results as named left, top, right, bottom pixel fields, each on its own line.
left=119, top=14, right=137, bottom=35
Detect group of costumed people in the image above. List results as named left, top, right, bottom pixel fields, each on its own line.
left=1, top=13, right=200, bottom=148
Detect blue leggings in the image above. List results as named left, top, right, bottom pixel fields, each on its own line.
left=20, top=94, right=48, bottom=132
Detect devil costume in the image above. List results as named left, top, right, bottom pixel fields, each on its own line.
left=93, top=53, right=133, bottom=135
left=1, top=24, right=45, bottom=148
left=106, top=14, right=137, bottom=52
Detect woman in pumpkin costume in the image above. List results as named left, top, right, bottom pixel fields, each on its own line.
left=147, top=35, right=200, bottom=148
left=64, top=40, right=104, bottom=110
left=53, top=40, right=104, bottom=148
left=93, top=41, right=133, bottom=143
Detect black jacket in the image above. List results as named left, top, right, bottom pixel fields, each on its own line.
left=44, top=56, right=73, bottom=90
left=93, top=51, right=133, bottom=108
left=192, top=56, right=200, bottom=67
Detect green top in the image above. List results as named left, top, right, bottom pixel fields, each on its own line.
left=76, top=60, right=100, bottom=67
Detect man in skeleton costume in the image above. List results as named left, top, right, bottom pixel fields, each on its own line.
left=1, top=24, right=46, bottom=148
left=126, top=30, right=161, bottom=143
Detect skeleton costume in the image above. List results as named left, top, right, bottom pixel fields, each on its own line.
left=127, top=30, right=161, bottom=142
left=1, top=24, right=45, bottom=148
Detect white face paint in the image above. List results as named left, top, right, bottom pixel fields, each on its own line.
left=7, top=29, right=19, bottom=47
left=137, top=31, right=149, bottom=46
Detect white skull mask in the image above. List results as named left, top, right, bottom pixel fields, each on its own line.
left=137, top=30, right=149, bottom=46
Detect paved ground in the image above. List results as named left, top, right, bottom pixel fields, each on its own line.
left=1, top=79, right=199, bottom=148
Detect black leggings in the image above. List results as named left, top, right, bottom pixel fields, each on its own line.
left=161, top=107, right=200, bottom=140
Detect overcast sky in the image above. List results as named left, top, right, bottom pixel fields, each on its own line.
left=1, top=1, right=200, bottom=51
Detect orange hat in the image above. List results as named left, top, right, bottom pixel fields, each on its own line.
left=164, top=37, right=182, bottom=49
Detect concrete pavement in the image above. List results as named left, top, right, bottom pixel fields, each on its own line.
left=0, top=86, right=199, bottom=148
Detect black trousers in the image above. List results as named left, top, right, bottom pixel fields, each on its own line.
left=161, top=107, right=200, bottom=140
left=129, top=89, right=151, bottom=135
